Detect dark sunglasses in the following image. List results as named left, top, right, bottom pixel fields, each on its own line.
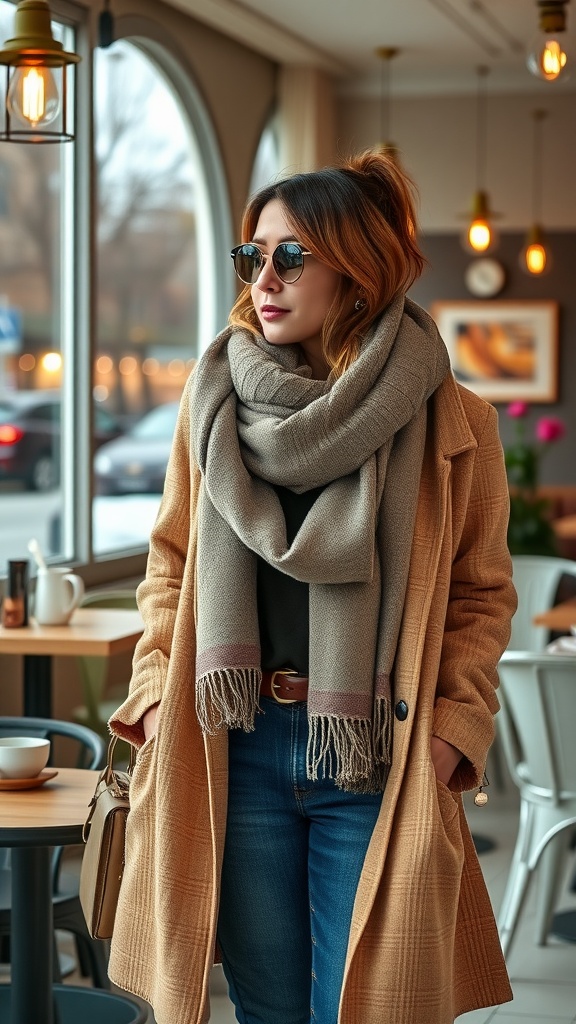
left=230, top=242, right=312, bottom=285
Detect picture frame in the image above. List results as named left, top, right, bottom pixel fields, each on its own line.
left=430, top=300, right=559, bottom=403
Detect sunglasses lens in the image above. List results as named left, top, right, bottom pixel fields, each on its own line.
left=231, top=242, right=306, bottom=284
left=232, top=244, right=262, bottom=284
left=273, top=243, right=305, bottom=282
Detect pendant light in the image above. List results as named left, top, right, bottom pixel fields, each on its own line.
left=527, top=1, right=571, bottom=82
left=0, top=0, right=81, bottom=143
left=460, top=66, right=499, bottom=254
left=521, top=110, right=551, bottom=275
left=375, top=47, right=400, bottom=163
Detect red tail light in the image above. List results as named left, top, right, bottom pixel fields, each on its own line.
left=0, top=424, right=24, bottom=446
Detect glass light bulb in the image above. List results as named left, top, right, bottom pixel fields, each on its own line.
left=542, top=39, right=567, bottom=77
left=520, top=225, right=551, bottom=276
left=527, top=34, right=570, bottom=81
left=525, top=243, right=546, bottom=273
left=468, top=219, right=492, bottom=253
left=7, top=65, right=60, bottom=128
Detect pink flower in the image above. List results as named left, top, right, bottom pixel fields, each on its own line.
left=535, top=417, right=565, bottom=443
left=507, top=401, right=529, bottom=418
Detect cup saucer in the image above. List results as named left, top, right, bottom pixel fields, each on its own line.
left=0, top=769, right=58, bottom=791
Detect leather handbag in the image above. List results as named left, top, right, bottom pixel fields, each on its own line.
left=79, top=735, right=135, bottom=940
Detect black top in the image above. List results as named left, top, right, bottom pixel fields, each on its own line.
left=257, top=484, right=323, bottom=674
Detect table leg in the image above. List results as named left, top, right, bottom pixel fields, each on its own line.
left=23, top=654, right=52, bottom=718
left=12, top=846, right=54, bottom=1024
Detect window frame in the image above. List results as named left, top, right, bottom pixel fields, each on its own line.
left=14, top=2, right=234, bottom=588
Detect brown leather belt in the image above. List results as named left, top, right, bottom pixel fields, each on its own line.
left=261, top=669, right=309, bottom=704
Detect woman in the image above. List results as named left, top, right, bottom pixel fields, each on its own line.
left=109, top=151, right=517, bottom=1024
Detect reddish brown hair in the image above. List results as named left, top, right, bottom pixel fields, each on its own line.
left=229, top=150, right=425, bottom=376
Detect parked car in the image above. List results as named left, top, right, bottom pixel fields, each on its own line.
left=0, top=390, right=122, bottom=492
left=94, top=401, right=179, bottom=496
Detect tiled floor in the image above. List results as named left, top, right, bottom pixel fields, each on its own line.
left=16, top=776, right=576, bottom=1023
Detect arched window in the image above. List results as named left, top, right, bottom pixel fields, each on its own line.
left=249, top=113, right=280, bottom=196
left=0, top=4, right=232, bottom=576
left=92, top=35, right=231, bottom=556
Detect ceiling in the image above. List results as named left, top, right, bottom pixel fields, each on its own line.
left=168, top=0, right=576, bottom=96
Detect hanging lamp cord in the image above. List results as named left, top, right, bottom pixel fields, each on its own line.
left=98, top=0, right=115, bottom=49
left=532, top=109, right=546, bottom=224
left=475, top=65, right=489, bottom=192
left=380, top=56, right=391, bottom=144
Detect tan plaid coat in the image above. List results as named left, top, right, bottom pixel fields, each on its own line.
left=109, top=370, right=517, bottom=1024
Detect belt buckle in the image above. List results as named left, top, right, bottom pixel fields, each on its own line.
left=270, top=668, right=297, bottom=705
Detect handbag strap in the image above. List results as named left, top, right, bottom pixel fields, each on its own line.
left=82, top=736, right=136, bottom=843
left=103, top=734, right=136, bottom=786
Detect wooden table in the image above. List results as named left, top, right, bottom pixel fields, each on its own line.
left=0, top=607, right=144, bottom=719
left=0, top=767, right=96, bottom=1023
left=0, top=766, right=145, bottom=1023
left=533, top=596, right=576, bottom=632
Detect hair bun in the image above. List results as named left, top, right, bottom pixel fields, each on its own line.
left=346, top=149, right=396, bottom=175
left=343, top=149, right=407, bottom=191
left=341, top=149, right=418, bottom=234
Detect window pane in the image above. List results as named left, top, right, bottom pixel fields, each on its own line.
left=249, top=116, right=280, bottom=196
left=0, top=1, right=71, bottom=572
left=93, top=41, right=201, bottom=556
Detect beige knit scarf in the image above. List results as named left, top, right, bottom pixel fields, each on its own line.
left=191, top=294, right=450, bottom=792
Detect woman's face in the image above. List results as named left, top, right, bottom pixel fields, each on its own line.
left=249, top=199, right=342, bottom=379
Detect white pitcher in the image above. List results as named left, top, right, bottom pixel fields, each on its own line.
left=34, top=568, right=85, bottom=626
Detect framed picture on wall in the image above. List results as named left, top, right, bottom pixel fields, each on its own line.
left=430, top=300, right=559, bottom=402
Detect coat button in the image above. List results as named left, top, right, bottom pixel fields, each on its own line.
left=395, top=700, right=408, bottom=721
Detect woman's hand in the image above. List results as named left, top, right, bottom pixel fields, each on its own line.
left=142, top=702, right=160, bottom=741
left=431, top=735, right=463, bottom=787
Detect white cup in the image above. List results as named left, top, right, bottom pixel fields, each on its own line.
left=0, top=737, right=51, bottom=779
left=34, top=568, right=85, bottom=626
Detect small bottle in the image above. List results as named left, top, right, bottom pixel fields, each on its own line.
left=2, top=560, right=29, bottom=629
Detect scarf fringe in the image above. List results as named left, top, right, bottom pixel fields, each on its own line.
left=196, top=668, right=261, bottom=735
left=306, top=697, right=393, bottom=794
left=373, top=694, right=393, bottom=768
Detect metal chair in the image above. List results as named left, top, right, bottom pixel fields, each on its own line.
left=72, top=589, right=138, bottom=740
left=0, top=717, right=109, bottom=986
left=509, top=555, right=576, bottom=651
left=0, top=985, right=148, bottom=1023
left=489, top=556, right=576, bottom=792
left=496, top=652, right=576, bottom=957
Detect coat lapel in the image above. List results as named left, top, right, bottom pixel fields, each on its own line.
left=390, top=376, right=478, bottom=784
left=398, top=373, right=477, bottom=710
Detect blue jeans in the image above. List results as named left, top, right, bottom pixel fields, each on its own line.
left=217, top=697, right=383, bottom=1024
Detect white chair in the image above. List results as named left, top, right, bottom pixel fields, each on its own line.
left=496, top=651, right=576, bottom=957
left=509, top=555, right=576, bottom=651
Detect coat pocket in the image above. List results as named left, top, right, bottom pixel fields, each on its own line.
left=130, top=699, right=162, bottom=795
left=434, top=777, right=458, bottom=825
left=129, top=732, right=156, bottom=803
left=432, top=774, right=463, bottom=859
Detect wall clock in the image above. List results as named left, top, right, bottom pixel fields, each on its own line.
left=464, top=258, right=506, bottom=298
